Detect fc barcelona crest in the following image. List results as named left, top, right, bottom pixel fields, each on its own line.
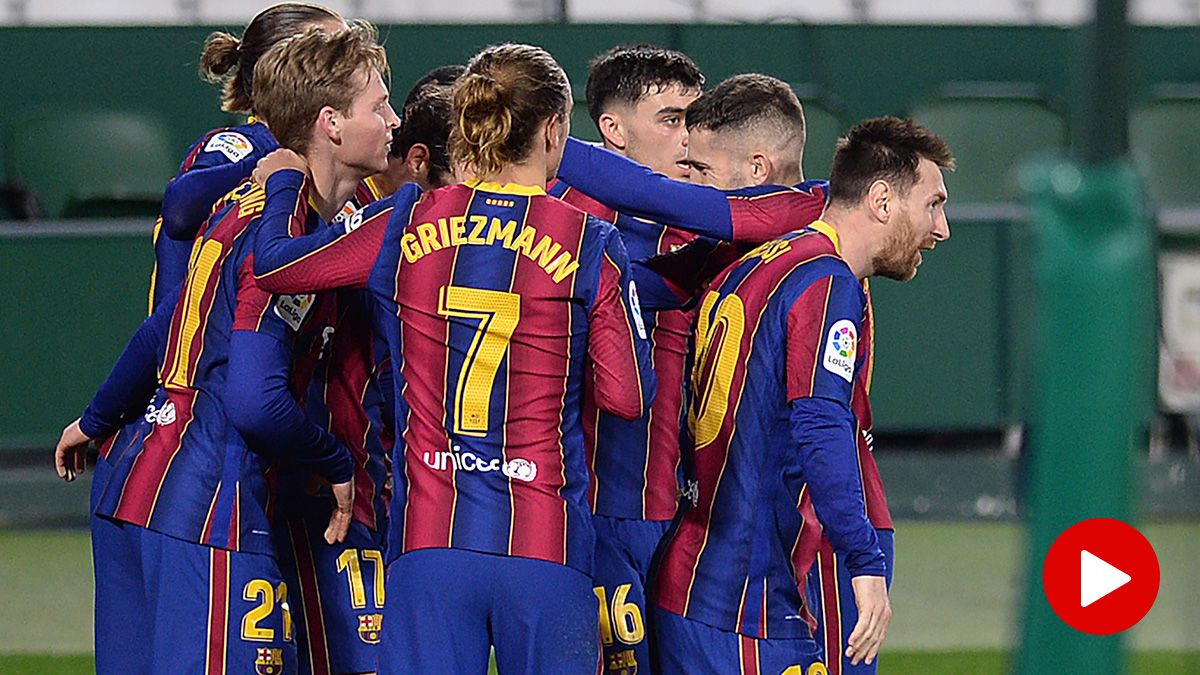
left=358, top=613, right=383, bottom=644
left=255, top=647, right=284, bottom=675
left=606, top=648, right=638, bottom=675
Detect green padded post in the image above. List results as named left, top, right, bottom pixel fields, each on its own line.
left=1016, top=160, right=1155, bottom=675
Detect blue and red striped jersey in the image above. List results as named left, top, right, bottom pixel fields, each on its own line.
left=549, top=179, right=695, bottom=522
left=653, top=222, right=884, bottom=639
left=96, top=179, right=337, bottom=555
left=150, top=120, right=277, bottom=313
left=252, top=171, right=657, bottom=575
left=260, top=289, right=394, bottom=534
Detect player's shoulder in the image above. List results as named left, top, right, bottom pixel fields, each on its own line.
left=741, top=231, right=856, bottom=299
left=193, top=120, right=276, bottom=164
left=204, top=178, right=266, bottom=239
left=548, top=179, right=618, bottom=222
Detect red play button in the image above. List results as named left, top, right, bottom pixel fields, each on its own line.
left=1042, top=518, right=1160, bottom=634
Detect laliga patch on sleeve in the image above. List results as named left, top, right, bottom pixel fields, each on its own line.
left=822, top=319, right=857, bottom=383
left=273, top=293, right=316, bottom=332
left=628, top=281, right=648, bottom=340
left=204, top=131, right=254, bottom=162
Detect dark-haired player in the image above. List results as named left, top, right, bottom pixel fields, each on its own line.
left=151, top=2, right=347, bottom=312
left=548, top=43, right=703, bottom=675
left=653, top=116, right=952, bottom=674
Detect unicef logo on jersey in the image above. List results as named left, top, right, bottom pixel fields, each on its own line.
left=422, top=445, right=538, bottom=483
left=144, top=400, right=177, bottom=426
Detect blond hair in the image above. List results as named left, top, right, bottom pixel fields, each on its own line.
left=451, top=43, right=571, bottom=177
left=252, top=22, right=389, bottom=154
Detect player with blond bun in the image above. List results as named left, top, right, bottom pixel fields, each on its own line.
left=150, top=2, right=346, bottom=312
left=250, top=41, right=656, bottom=674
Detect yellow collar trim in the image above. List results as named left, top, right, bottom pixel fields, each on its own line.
left=465, top=177, right=545, bottom=197
left=364, top=175, right=383, bottom=200
left=808, top=220, right=841, bottom=255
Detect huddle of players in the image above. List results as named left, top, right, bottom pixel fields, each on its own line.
left=54, top=2, right=954, bottom=674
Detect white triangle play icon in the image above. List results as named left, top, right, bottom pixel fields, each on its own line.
left=1081, top=550, right=1131, bottom=608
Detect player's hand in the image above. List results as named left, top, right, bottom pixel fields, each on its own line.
left=54, top=418, right=92, bottom=482
left=324, top=477, right=354, bottom=545
left=846, top=574, right=891, bottom=666
left=253, top=149, right=307, bottom=187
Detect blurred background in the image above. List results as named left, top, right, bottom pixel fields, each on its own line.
left=0, top=1, right=1197, bottom=673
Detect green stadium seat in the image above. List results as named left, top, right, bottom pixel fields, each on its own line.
left=797, top=97, right=848, bottom=181
left=910, top=86, right=1068, bottom=203
left=1130, top=92, right=1200, bottom=209
left=4, top=110, right=176, bottom=218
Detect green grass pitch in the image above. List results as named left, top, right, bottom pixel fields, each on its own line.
left=1, top=522, right=1196, bottom=673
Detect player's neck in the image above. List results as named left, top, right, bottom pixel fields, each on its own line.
left=768, top=167, right=803, bottom=188
left=476, top=156, right=548, bottom=190
left=819, top=209, right=873, bottom=280
left=305, top=154, right=365, bottom=222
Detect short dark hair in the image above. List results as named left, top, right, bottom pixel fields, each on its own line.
left=684, top=73, right=804, bottom=139
left=828, top=116, right=955, bottom=206
left=585, top=44, right=704, bottom=127
left=391, top=64, right=463, bottom=174
left=402, top=64, right=465, bottom=110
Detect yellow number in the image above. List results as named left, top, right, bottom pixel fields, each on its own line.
left=164, top=239, right=224, bottom=389
left=241, top=579, right=276, bottom=642
left=611, top=583, right=645, bottom=645
left=437, top=286, right=521, bottom=436
left=594, top=584, right=645, bottom=647
left=807, top=664, right=829, bottom=675
left=336, top=549, right=368, bottom=609
left=594, top=586, right=614, bottom=646
left=782, top=668, right=803, bottom=675
left=691, top=291, right=746, bottom=448
left=362, top=549, right=385, bottom=607
left=276, top=582, right=293, bottom=642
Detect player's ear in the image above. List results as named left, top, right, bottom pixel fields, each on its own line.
left=597, top=112, right=627, bottom=151
left=544, top=114, right=567, bottom=153
left=867, top=179, right=891, bottom=223
left=748, top=152, right=772, bottom=186
left=317, top=105, right=342, bottom=145
left=403, top=143, right=430, bottom=182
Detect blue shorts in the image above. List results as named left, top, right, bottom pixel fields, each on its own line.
left=140, top=528, right=297, bottom=674
left=92, top=457, right=151, bottom=674
left=805, top=529, right=895, bottom=675
left=593, top=515, right=670, bottom=675
left=379, top=548, right=600, bottom=674
left=652, top=606, right=827, bottom=675
left=274, top=518, right=385, bottom=675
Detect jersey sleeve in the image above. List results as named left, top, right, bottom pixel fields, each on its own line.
left=225, top=329, right=355, bottom=484
left=558, top=138, right=828, bottom=244
left=558, top=137, right=737, bottom=240
left=785, top=274, right=866, bottom=406
left=78, top=283, right=180, bottom=438
left=161, top=130, right=265, bottom=242
left=587, top=226, right=656, bottom=420
left=789, top=397, right=885, bottom=577
left=252, top=169, right=418, bottom=294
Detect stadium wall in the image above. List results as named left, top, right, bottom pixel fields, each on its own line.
left=1, top=23, right=1197, bottom=449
